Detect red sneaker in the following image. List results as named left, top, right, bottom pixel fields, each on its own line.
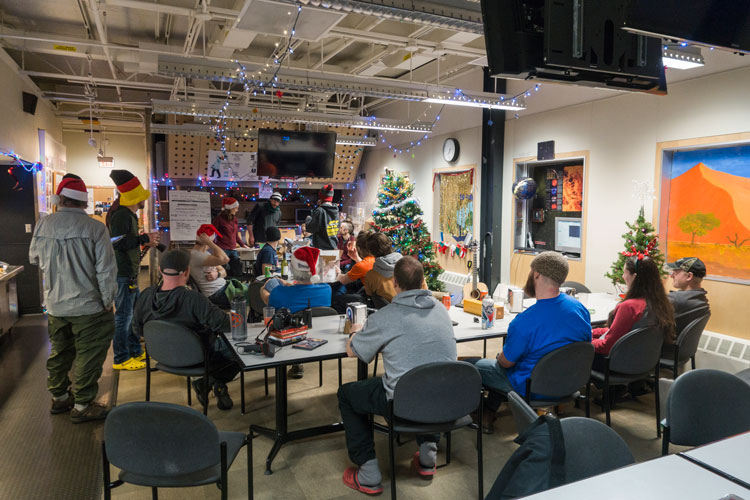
left=411, top=452, right=436, bottom=478
left=342, top=466, right=384, bottom=495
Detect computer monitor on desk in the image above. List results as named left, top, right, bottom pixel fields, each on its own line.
left=555, top=217, right=582, bottom=255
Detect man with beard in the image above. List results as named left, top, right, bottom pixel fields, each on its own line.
left=467, top=251, right=590, bottom=432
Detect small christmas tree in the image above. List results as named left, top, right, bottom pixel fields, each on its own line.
left=372, top=170, right=444, bottom=291
left=606, top=206, right=668, bottom=284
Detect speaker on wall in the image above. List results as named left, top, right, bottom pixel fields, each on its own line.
left=22, top=92, right=38, bottom=115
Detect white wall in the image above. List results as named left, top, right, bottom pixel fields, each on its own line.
left=502, top=66, right=750, bottom=293
left=0, top=52, right=62, bottom=161
left=62, top=131, right=148, bottom=187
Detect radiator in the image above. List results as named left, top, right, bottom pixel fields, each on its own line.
left=695, top=330, right=750, bottom=374
left=438, top=271, right=470, bottom=303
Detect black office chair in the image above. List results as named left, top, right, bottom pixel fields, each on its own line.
left=102, top=402, right=250, bottom=500
left=661, top=368, right=750, bottom=455
left=586, top=325, right=665, bottom=437
left=562, top=281, right=591, bottom=294
left=144, top=320, right=211, bottom=415
left=525, top=342, right=595, bottom=411
left=387, top=361, right=483, bottom=500
left=659, top=313, right=711, bottom=379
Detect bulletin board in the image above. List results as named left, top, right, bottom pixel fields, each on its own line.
left=86, top=187, right=117, bottom=224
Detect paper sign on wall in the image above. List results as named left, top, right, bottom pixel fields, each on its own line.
left=259, top=180, right=274, bottom=199
left=85, top=188, right=95, bottom=215
left=168, top=190, right=211, bottom=241
left=207, top=151, right=258, bottom=181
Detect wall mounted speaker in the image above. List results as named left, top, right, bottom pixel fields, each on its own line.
left=22, top=92, right=38, bottom=115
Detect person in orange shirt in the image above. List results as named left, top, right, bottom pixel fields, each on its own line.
left=332, top=232, right=374, bottom=313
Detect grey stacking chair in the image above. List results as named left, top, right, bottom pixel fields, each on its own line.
left=560, top=416, right=634, bottom=482
left=660, top=311, right=711, bottom=379
left=525, top=342, right=595, bottom=410
left=735, top=367, right=750, bottom=386
left=102, top=401, right=250, bottom=500
left=388, top=361, right=483, bottom=500
left=586, top=325, right=665, bottom=437
left=507, top=391, right=539, bottom=435
left=662, top=368, right=750, bottom=455
left=562, top=281, right=591, bottom=294
left=144, top=320, right=210, bottom=415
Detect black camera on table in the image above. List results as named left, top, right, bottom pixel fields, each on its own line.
left=271, top=307, right=312, bottom=331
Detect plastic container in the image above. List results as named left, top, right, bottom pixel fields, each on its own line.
left=481, top=296, right=495, bottom=330
left=230, top=297, right=248, bottom=341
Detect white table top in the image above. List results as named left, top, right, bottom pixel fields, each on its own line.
left=683, top=432, right=750, bottom=485
left=523, top=454, right=749, bottom=499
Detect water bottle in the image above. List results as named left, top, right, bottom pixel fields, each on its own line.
left=230, top=297, right=248, bottom=341
left=481, top=296, right=495, bottom=330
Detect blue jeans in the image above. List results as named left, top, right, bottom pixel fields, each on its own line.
left=469, top=358, right=515, bottom=394
left=225, top=249, right=242, bottom=276
left=113, top=277, right=144, bottom=364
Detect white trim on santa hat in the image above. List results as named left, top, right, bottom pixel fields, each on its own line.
left=59, top=186, right=89, bottom=202
left=222, top=199, right=239, bottom=210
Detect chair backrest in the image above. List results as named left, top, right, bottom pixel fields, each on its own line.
left=562, top=281, right=591, bottom=294
left=674, top=305, right=710, bottom=335
left=105, top=402, right=220, bottom=477
left=392, top=361, right=481, bottom=424
left=508, top=391, right=538, bottom=435
left=144, top=320, right=204, bottom=367
left=735, top=368, right=750, bottom=386
left=674, top=313, right=711, bottom=364
left=560, top=416, right=634, bottom=483
left=667, top=368, right=750, bottom=447
left=608, top=325, right=665, bottom=374
left=371, top=293, right=390, bottom=310
left=528, top=342, right=595, bottom=399
left=248, top=280, right=266, bottom=315
left=311, top=306, right=338, bottom=317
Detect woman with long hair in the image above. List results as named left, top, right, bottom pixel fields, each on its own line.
left=592, top=257, right=675, bottom=368
left=212, top=197, right=248, bottom=276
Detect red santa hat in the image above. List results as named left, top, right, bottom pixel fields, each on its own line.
left=54, top=174, right=88, bottom=203
left=291, top=246, right=321, bottom=282
left=319, top=184, right=334, bottom=202
left=196, top=224, right=224, bottom=241
left=222, top=197, right=239, bottom=210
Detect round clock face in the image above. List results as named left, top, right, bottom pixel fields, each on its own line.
left=443, top=138, right=459, bottom=162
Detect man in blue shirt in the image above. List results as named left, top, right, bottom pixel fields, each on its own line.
left=468, top=251, right=591, bottom=432
left=261, top=246, right=332, bottom=379
left=253, top=226, right=281, bottom=277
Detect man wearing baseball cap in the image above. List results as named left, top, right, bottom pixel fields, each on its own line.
left=306, top=184, right=339, bottom=250
left=29, top=174, right=117, bottom=422
left=665, top=257, right=711, bottom=334
left=108, top=169, right=160, bottom=371
left=246, top=192, right=282, bottom=247
left=466, top=251, right=591, bottom=433
left=132, top=250, right=241, bottom=410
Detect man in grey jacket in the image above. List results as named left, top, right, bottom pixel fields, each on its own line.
left=29, top=174, right=117, bottom=423
left=666, top=257, right=711, bottom=332
left=338, top=257, right=457, bottom=495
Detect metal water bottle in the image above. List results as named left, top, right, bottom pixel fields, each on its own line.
left=230, top=297, right=248, bottom=341
left=481, top=296, right=495, bottom=330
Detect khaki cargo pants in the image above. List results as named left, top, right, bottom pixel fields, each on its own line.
left=47, top=310, right=115, bottom=405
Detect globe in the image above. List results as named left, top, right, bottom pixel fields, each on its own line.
left=512, top=177, right=537, bottom=200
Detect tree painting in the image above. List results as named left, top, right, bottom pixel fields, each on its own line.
left=678, top=212, right=720, bottom=244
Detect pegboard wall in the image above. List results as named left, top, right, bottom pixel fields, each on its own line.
left=167, top=115, right=365, bottom=183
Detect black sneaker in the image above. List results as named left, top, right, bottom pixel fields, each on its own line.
left=50, top=391, right=74, bottom=414
left=288, top=364, right=305, bottom=379
left=192, top=378, right=209, bottom=408
left=213, top=382, right=233, bottom=410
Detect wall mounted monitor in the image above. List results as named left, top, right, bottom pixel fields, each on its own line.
left=555, top=217, right=582, bottom=254
left=257, top=129, right=336, bottom=178
left=295, top=208, right=313, bottom=223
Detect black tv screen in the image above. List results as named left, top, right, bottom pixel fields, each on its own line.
left=257, top=129, right=336, bottom=178
left=623, top=1, right=750, bottom=53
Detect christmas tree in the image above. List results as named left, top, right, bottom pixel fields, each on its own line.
left=372, top=170, right=445, bottom=291
left=606, top=206, right=668, bottom=284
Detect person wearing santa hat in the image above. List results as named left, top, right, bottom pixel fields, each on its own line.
left=260, top=245, right=332, bottom=379
left=190, top=224, right=231, bottom=308
left=246, top=191, right=282, bottom=246
left=212, top=196, right=249, bottom=277
left=108, top=169, right=160, bottom=371
left=29, top=174, right=118, bottom=423
left=306, top=184, right=339, bottom=250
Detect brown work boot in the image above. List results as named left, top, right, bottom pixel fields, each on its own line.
left=471, top=407, right=498, bottom=434
left=70, top=402, right=109, bottom=424
left=50, top=392, right=74, bottom=414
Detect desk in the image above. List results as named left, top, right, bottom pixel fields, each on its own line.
left=680, top=432, right=750, bottom=490
left=523, top=454, right=749, bottom=499
left=0, top=265, right=22, bottom=337
left=237, top=247, right=259, bottom=274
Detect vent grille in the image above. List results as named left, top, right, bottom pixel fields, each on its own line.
left=696, top=330, right=750, bottom=373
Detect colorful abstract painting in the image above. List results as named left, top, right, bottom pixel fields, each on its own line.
left=562, top=165, right=584, bottom=211
left=666, top=144, right=750, bottom=280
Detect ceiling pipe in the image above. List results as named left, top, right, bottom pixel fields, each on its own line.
left=87, top=0, right=123, bottom=101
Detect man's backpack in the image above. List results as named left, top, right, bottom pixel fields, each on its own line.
left=485, top=415, right=566, bottom=500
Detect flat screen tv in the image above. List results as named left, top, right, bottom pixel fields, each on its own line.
left=555, top=217, right=582, bottom=255
left=295, top=208, right=312, bottom=223
left=258, top=129, right=336, bottom=178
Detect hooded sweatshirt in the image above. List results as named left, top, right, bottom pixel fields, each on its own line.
left=350, top=289, right=457, bottom=399
left=364, top=252, right=403, bottom=303
left=306, top=203, right=339, bottom=250
left=669, top=289, right=710, bottom=333
left=132, top=285, right=230, bottom=346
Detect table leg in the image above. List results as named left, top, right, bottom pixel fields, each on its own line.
left=240, top=371, right=246, bottom=415
left=483, top=339, right=487, bottom=358
left=357, top=359, right=369, bottom=381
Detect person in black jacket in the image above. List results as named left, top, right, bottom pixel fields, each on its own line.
left=306, top=184, right=339, bottom=250
left=132, top=250, right=240, bottom=410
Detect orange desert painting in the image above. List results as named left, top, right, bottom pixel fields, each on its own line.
left=667, top=145, right=750, bottom=280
